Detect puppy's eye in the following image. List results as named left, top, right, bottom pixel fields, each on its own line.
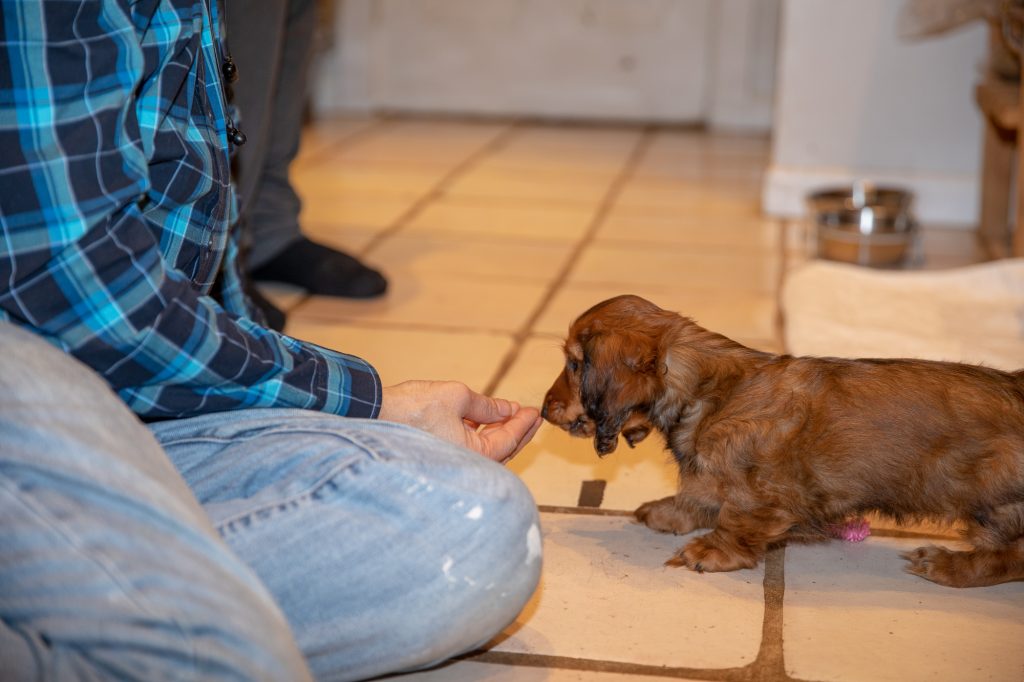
left=567, top=358, right=580, bottom=373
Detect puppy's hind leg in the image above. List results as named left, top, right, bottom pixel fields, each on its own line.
left=902, top=542, right=1024, bottom=587
left=904, top=502, right=1024, bottom=587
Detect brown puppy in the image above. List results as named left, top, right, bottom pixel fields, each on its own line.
left=542, top=294, right=1024, bottom=587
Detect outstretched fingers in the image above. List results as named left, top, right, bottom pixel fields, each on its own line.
left=473, top=407, right=543, bottom=463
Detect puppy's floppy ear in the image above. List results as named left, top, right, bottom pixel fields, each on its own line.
left=579, top=329, right=661, bottom=456
left=622, top=331, right=661, bottom=375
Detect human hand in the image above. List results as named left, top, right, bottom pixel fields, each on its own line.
left=378, top=380, right=542, bottom=463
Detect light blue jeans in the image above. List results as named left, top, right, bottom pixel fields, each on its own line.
left=0, top=323, right=541, bottom=681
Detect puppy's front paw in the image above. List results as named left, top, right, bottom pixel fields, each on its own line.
left=667, top=533, right=759, bottom=573
left=635, top=496, right=700, bottom=535
left=622, top=425, right=651, bottom=447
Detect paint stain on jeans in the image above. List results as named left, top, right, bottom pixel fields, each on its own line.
left=525, top=524, right=541, bottom=564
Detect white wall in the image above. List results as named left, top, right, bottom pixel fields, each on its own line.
left=312, top=0, right=778, bottom=130
left=764, top=0, right=988, bottom=224
left=706, top=0, right=781, bottom=130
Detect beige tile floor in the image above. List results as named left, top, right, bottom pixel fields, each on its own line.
left=267, top=117, right=1024, bottom=681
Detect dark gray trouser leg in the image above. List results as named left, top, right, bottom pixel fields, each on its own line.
left=228, top=0, right=316, bottom=270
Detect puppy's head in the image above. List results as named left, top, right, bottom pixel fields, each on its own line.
left=542, top=295, right=673, bottom=456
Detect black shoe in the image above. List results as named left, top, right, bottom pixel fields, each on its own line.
left=251, top=237, right=388, bottom=299
left=245, top=282, right=287, bottom=332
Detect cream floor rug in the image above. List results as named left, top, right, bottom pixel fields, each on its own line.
left=781, top=258, right=1024, bottom=371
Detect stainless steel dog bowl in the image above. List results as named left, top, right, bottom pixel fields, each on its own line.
left=807, top=183, right=913, bottom=215
left=807, top=184, right=916, bottom=267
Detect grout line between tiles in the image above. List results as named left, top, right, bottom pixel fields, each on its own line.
left=285, top=317, right=521, bottom=336
left=356, top=122, right=524, bottom=257
left=592, top=237, right=776, bottom=254
left=772, top=217, right=790, bottom=351
left=297, top=117, right=398, bottom=167
left=462, top=546, right=813, bottom=682
left=537, top=505, right=961, bottom=541
left=460, top=651, right=741, bottom=680
left=284, top=120, right=523, bottom=311
left=743, top=547, right=793, bottom=682
left=369, top=110, right=708, bottom=133
left=481, top=126, right=658, bottom=397
left=537, top=504, right=632, bottom=517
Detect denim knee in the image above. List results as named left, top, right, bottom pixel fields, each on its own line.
left=424, top=463, right=543, bottom=650
left=364, top=443, right=543, bottom=678
left=163, top=416, right=542, bottom=682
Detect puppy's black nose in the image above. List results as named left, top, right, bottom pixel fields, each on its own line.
left=540, top=402, right=550, bottom=420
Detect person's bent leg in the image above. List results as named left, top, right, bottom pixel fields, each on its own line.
left=150, top=411, right=542, bottom=682
left=0, top=323, right=311, bottom=682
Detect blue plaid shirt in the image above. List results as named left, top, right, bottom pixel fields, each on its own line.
left=0, top=0, right=381, bottom=420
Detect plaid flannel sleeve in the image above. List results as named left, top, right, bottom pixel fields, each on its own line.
left=0, top=0, right=381, bottom=420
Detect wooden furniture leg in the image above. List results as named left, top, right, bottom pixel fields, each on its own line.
left=1016, top=52, right=1024, bottom=257
left=981, top=109, right=1015, bottom=258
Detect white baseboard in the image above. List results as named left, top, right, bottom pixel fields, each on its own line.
left=762, top=164, right=980, bottom=227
